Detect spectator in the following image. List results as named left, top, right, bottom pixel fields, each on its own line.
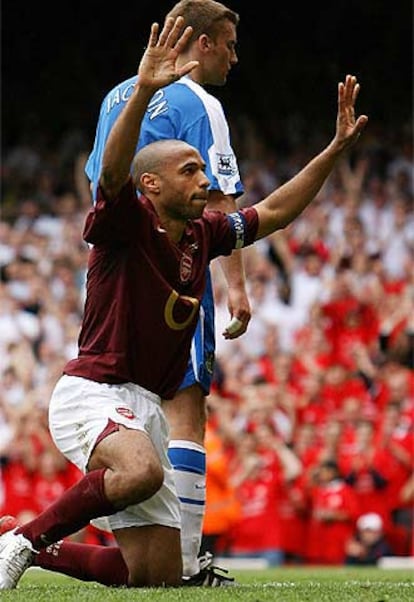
left=398, top=472, right=414, bottom=556
left=340, top=419, right=391, bottom=520
left=200, top=402, right=241, bottom=559
left=307, top=460, right=359, bottom=565
left=345, top=512, right=394, bottom=565
left=227, top=430, right=284, bottom=566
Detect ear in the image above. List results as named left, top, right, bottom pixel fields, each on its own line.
left=140, top=172, right=160, bottom=194
left=198, top=33, right=212, bottom=52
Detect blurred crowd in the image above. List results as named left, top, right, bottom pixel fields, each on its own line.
left=0, top=119, right=413, bottom=565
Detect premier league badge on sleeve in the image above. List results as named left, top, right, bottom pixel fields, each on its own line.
left=217, top=153, right=236, bottom=176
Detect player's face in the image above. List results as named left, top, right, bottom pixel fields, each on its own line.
left=204, top=21, right=238, bottom=86
left=159, top=148, right=210, bottom=221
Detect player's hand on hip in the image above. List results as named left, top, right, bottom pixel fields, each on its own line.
left=138, top=17, right=199, bottom=90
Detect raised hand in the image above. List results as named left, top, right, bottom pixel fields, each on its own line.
left=99, top=17, right=200, bottom=199
left=334, top=74, right=368, bottom=151
left=138, top=16, right=199, bottom=90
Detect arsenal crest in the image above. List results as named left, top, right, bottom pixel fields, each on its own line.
left=179, top=253, right=193, bottom=283
left=116, top=407, right=135, bottom=420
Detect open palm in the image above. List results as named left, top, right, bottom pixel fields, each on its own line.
left=335, top=74, right=368, bottom=150
left=138, top=17, right=199, bottom=89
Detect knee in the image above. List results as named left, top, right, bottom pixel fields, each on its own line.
left=129, top=458, right=164, bottom=502
left=111, top=458, right=164, bottom=507
left=138, top=459, right=164, bottom=498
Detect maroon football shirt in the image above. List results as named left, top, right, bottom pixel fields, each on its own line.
left=64, top=180, right=258, bottom=399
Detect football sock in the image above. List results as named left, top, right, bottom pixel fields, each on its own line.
left=17, top=468, right=117, bottom=550
left=168, top=440, right=206, bottom=576
left=34, top=541, right=129, bottom=586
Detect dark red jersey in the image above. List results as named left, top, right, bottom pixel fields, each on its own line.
left=64, top=180, right=258, bottom=398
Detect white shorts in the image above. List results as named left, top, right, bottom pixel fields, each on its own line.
left=48, top=374, right=181, bottom=531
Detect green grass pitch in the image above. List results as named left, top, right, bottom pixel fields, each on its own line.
left=0, top=567, right=412, bottom=601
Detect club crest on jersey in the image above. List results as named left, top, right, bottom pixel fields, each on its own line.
left=217, top=153, right=236, bottom=176
left=179, top=253, right=193, bottom=283
left=116, top=407, right=135, bottom=420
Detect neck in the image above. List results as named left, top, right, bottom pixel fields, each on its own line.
left=163, top=219, right=186, bottom=243
left=157, top=210, right=187, bottom=243
left=177, top=55, right=204, bottom=85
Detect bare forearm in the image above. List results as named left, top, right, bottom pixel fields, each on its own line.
left=255, top=141, right=340, bottom=239
left=100, top=84, right=155, bottom=199
left=218, top=248, right=246, bottom=287
left=274, top=442, right=303, bottom=481
left=207, top=190, right=249, bottom=316
left=98, top=18, right=199, bottom=199
left=254, top=75, right=368, bottom=239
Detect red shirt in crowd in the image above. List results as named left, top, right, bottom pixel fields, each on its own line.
left=307, top=479, right=359, bottom=564
left=230, top=449, right=284, bottom=555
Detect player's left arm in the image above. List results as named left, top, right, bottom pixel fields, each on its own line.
left=254, top=75, right=368, bottom=239
left=207, top=190, right=251, bottom=340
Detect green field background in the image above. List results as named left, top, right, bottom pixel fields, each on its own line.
left=0, top=567, right=412, bottom=602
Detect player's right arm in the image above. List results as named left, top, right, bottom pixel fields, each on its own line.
left=100, top=18, right=198, bottom=201
left=84, top=76, right=137, bottom=202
